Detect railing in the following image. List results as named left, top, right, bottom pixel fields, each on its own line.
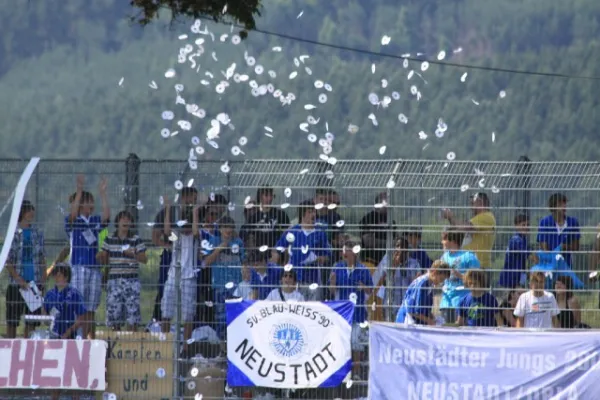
left=0, top=155, right=599, bottom=399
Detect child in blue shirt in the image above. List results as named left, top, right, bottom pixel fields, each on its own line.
left=439, top=228, right=480, bottom=324
left=43, top=264, right=87, bottom=339
left=271, top=200, right=331, bottom=300
left=64, top=174, right=110, bottom=339
left=396, top=260, right=451, bottom=325
left=247, top=251, right=282, bottom=300
left=499, top=214, right=535, bottom=289
left=457, top=269, right=503, bottom=327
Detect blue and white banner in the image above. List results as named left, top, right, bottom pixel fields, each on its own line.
left=226, top=300, right=354, bottom=388
left=369, top=323, right=600, bottom=400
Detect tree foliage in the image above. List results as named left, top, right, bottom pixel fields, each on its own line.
left=0, top=0, right=599, bottom=162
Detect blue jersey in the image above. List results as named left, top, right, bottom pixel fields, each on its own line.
left=329, top=261, right=373, bottom=323
left=65, top=215, right=107, bottom=268
left=411, top=248, right=433, bottom=270
left=499, top=234, right=530, bottom=288
left=250, top=263, right=282, bottom=300
left=457, top=292, right=499, bottom=327
left=275, top=225, right=332, bottom=283
left=396, top=274, right=434, bottom=324
left=439, top=250, right=480, bottom=309
left=537, top=215, right=580, bottom=266
left=44, top=285, right=87, bottom=337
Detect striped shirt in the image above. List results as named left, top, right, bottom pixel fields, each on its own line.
left=7, top=226, right=46, bottom=284
left=101, top=233, right=146, bottom=276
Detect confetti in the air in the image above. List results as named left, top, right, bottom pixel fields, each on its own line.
left=381, top=35, right=391, bottom=46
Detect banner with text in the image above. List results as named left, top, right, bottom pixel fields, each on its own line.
left=226, top=300, right=354, bottom=388
left=369, top=324, right=600, bottom=400
left=0, top=339, right=106, bottom=391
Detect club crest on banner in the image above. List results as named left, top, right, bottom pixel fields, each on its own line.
left=226, top=300, right=354, bottom=389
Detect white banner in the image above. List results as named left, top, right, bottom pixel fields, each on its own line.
left=226, top=300, right=354, bottom=388
left=0, top=339, right=107, bottom=391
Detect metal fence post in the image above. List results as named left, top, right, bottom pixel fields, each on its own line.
left=124, top=154, right=141, bottom=232
left=515, top=156, right=532, bottom=220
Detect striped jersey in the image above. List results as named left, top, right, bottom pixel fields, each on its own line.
left=101, top=232, right=146, bottom=276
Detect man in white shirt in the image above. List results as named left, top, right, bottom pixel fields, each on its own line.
left=514, top=271, right=559, bottom=329
left=266, top=270, right=305, bottom=302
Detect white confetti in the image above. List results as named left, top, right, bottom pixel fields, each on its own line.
left=418, top=131, right=427, bottom=140
left=164, top=68, right=176, bottom=78
left=162, top=111, right=174, bottom=121
left=460, top=72, right=468, bottom=82
left=221, top=163, right=230, bottom=173
left=309, top=283, right=319, bottom=291
left=420, top=61, right=429, bottom=71
left=398, top=114, right=408, bottom=124
left=297, top=10, right=304, bottom=18
left=447, top=152, right=456, bottom=161
left=318, top=94, right=328, bottom=104
left=352, top=245, right=361, bottom=254
left=118, top=77, right=124, bottom=86
left=156, top=368, right=166, bottom=378
left=491, top=186, right=500, bottom=194
left=289, top=71, right=298, bottom=79
left=371, top=63, right=376, bottom=74
left=379, top=146, right=387, bottom=155
left=499, top=90, right=507, bottom=99
left=492, top=132, right=496, bottom=142
left=437, top=50, right=446, bottom=60
left=381, top=35, right=391, bottom=45
left=461, top=184, right=470, bottom=192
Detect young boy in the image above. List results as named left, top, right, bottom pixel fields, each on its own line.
left=65, top=174, right=110, bottom=339
left=396, top=260, right=451, bottom=325
left=43, top=264, right=87, bottom=339
left=514, top=271, right=560, bottom=329
left=265, top=269, right=305, bottom=302
left=457, top=270, right=503, bottom=327
left=272, top=200, right=332, bottom=301
left=404, top=227, right=433, bottom=270
left=5, top=200, right=47, bottom=338
left=247, top=250, right=281, bottom=300
left=97, top=210, right=148, bottom=331
left=328, top=240, right=373, bottom=379
left=160, top=196, right=198, bottom=356
left=499, top=214, right=535, bottom=289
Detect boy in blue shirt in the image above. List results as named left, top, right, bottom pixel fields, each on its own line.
left=43, top=264, right=87, bottom=339
left=499, top=214, right=535, bottom=289
left=457, top=269, right=503, bottom=327
left=328, top=240, right=373, bottom=379
left=65, top=174, right=110, bottom=339
left=247, top=251, right=281, bottom=300
left=439, top=228, right=481, bottom=324
left=396, top=260, right=451, bottom=325
left=271, top=200, right=332, bottom=300
left=537, top=193, right=580, bottom=268
left=404, top=227, right=433, bottom=270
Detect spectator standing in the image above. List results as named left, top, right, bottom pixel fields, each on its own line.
left=442, top=192, right=496, bottom=283
left=202, top=216, right=245, bottom=339
left=395, top=260, right=451, bottom=325
left=97, top=211, right=147, bottom=331
left=403, top=227, right=433, bottom=270
left=65, top=175, right=110, bottom=339
left=151, top=187, right=197, bottom=322
left=514, top=271, right=560, bottom=329
left=537, top=193, right=580, bottom=268
left=359, top=193, right=397, bottom=269
left=5, top=200, right=46, bottom=338
left=160, top=195, right=199, bottom=357
left=265, top=269, right=305, bottom=301
left=499, top=214, right=535, bottom=290
left=247, top=251, right=281, bottom=300
left=457, top=270, right=503, bottom=327
left=314, top=188, right=343, bottom=240
left=243, top=186, right=290, bottom=252
left=371, top=237, right=422, bottom=321
left=554, top=275, right=582, bottom=329
left=328, top=241, right=372, bottom=379
left=439, top=228, right=481, bottom=324
left=272, top=200, right=332, bottom=301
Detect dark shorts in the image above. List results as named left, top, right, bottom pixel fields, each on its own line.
left=6, top=284, right=42, bottom=327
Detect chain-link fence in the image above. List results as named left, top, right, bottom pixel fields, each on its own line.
left=1, top=155, right=599, bottom=399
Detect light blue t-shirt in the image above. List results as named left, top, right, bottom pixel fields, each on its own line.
left=439, top=250, right=480, bottom=309
left=21, top=229, right=35, bottom=282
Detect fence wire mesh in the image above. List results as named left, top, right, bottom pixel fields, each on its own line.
left=0, top=156, right=600, bottom=400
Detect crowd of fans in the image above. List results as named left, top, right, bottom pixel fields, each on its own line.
left=2, top=175, right=597, bottom=375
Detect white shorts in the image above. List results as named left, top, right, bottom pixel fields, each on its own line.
left=71, top=267, right=102, bottom=312
left=161, top=276, right=197, bottom=323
